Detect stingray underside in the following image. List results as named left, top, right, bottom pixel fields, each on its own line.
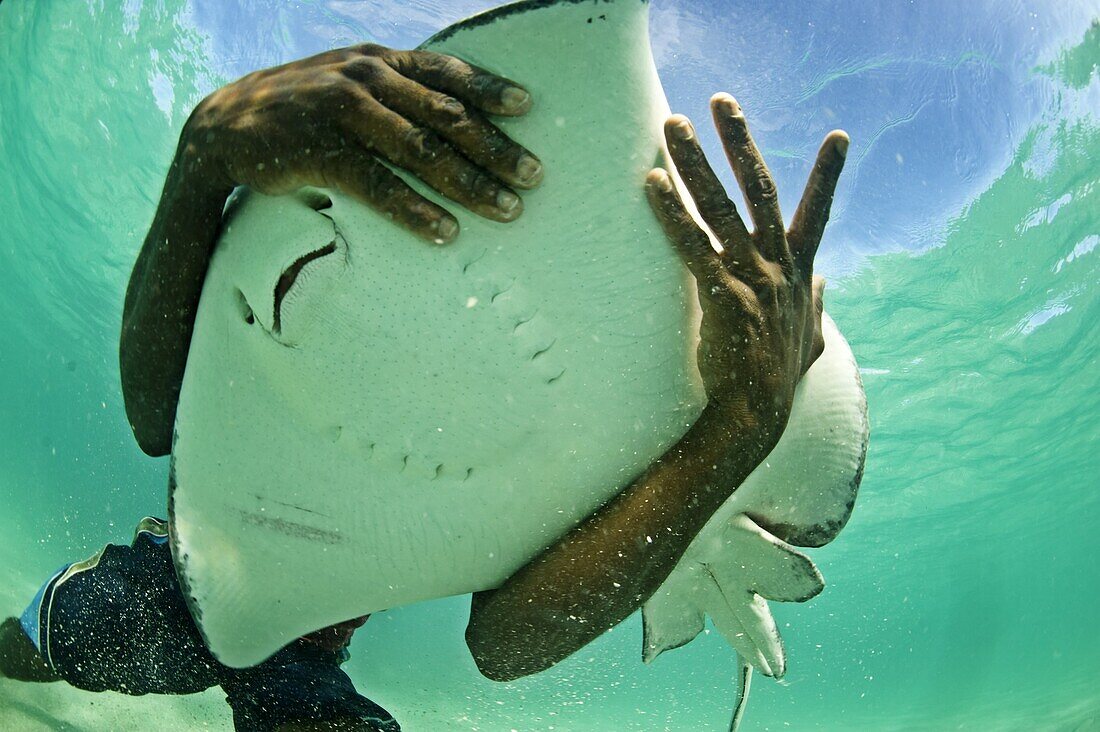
left=170, top=0, right=868, bottom=672
left=172, top=0, right=705, bottom=668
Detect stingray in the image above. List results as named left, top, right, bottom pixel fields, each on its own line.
left=171, top=0, right=868, bottom=726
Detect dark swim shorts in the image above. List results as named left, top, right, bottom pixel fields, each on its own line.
left=19, top=517, right=399, bottom=732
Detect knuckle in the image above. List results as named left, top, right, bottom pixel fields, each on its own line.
left=342, top=56, right=387, bottom=84
left=490, top=139, right=523, bottom=168
left=347, top=44, right=396, bottom=69
left=430, top=94, right=467, bottom=120
left=321, top=73, right=361, bottom=106
left=440, top=55, right=471, bottom=82
left=400, top=126, right=428, bottom=158
left=752, top=164, right=776, bottom=195
left=377, top=48, right=414, bottom=76
left=458, top=167, right=495, bottom=197
left=400, top=49, right=435, bottom=69
left=400, top=126, right=442, bottom=163
left=351, top=43, right=386, bottom=57
left=464, top=70, right=502, bottom=98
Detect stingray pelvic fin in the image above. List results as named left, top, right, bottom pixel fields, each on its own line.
left=642, top=513, right=825, bottom=676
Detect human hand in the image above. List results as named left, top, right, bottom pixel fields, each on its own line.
left=646, top=94, right=847, bottom=442
left=181, top=44, right=543, bottom=243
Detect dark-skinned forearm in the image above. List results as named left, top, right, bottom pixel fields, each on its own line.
left=465, top=404, right=778, bottom=681
left=120, top=130, right=233, bottom=457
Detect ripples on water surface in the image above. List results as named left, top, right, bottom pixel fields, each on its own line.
left=1, top=1, right=1097, bottom=729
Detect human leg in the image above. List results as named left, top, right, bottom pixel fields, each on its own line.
left=15, top=517, right=222, bottom=695
left=222, top=642, right=400, bottom=732
left=0, top=616, right=59, bottom=682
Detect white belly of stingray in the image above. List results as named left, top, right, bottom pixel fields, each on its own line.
left=171, top=0, right=863, bottom=669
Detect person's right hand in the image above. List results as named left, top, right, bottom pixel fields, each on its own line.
left=646, top=94, right=847, bottom=447
left=180, top=44, right=544, bottom=243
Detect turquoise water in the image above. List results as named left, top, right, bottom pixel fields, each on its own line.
left=1, top=1, right=1098, bottom=729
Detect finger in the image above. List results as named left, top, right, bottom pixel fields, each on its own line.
left=710, top=94, right=786, bottom=261
left=347, top=95, right=524, bottom=223
left=362, top=65, right=543, bottom=189
left=812, top=274, right=826, bottom=308
left=788, top=131, right=848, bottom=272
left=663, top=115, right=753, bottom=263
left=645, top=168, right=722, bottom=283
left=315, top=147, right=459, bottom=244
left=807, top=275, right=827, bottom=368
left=386, top=49, right=532, bottom=116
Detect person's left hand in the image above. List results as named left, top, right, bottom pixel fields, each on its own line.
left=646, top=94, right=847, bottom=446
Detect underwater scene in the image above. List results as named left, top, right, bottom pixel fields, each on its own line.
left=1, top=0, right=1097, bottom=730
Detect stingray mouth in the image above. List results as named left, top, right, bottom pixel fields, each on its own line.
left=272, top=234, right=342, bottom=334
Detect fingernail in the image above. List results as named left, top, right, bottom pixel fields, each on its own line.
left=496, top=190, right=520, bottom=214
left=442, top=97, right=465, bottom=115
left=714, top=93, right=742, bottom=116
left=672, top=118, right=694, bottom=141
left=501, top=86, right=531, bottom=113
left=434, top=217, right=458, bottom=243
left=649, top=171, right=673, bottom=193
left=515, top=154, right=543, bottom=186
left=835, top=134, right=849, bottom=158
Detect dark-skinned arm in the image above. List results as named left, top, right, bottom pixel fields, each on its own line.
left=120, top=44, right=543, bottom=456
left=466, top=94, right=848, bottom=682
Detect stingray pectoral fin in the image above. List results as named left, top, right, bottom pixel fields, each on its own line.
left=725, top=514, right=825, bottom=603
left=642, top=564, right=706, bottom=664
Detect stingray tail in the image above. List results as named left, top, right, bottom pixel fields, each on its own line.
left=729, top=654, right=753, bottom=732
left=643, top=514, right=826, bottom=727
